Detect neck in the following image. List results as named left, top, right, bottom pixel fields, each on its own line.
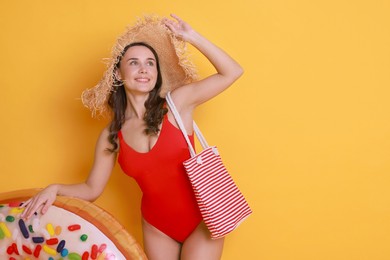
left=125, top=92, right=149, bottom=120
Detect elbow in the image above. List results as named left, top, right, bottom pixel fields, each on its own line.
left=232, top=65, right=244, bottom=82
left=89, top=198, right=98, bottom=203
left=87, top=189, right=103, bottom=202
left=237, top=65, right=244, bottom=78
left=82, top=183, right=103, bottom=202
left=87, top=194, right=99, bottom=202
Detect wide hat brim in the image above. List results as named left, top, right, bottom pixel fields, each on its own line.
left=81, top=15, right=198, bottom=117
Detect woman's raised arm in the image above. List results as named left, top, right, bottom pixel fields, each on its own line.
left=164, top=14, right=243, bottom=110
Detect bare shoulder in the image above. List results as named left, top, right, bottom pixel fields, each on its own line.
left=100, top=125, right=111, bottom=137
left=94, top=125, right=115, bottom=153
left=96, top=125, right=110, bottom=142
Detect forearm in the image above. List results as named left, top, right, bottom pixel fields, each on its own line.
left=187, top=30, right=243, bottom=80
left=52, top=182, right=102, bottom=202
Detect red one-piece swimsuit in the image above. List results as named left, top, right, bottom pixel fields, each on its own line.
left=117, top=114, right=203, bottom=243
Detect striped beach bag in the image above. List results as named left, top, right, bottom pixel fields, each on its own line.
left=166, top=93, right=252, bottom=239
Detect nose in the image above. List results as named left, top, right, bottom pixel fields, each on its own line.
left=139, top=65, right=147, bottom=74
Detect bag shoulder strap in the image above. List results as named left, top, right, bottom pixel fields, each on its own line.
left=166, top=92, right=209, bottom=158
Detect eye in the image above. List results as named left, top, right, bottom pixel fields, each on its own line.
left=147, top=61, right=155, bottom=66
left=129, top=60, right=138, bottom=65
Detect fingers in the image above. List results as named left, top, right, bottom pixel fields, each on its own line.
left=26, top=204, right=44, bottom=219
left=41, top=197, right=55, bottom=214
left=20, top=199, right=39, bottom=219
left=170, top=13, right=183, bottom=23
left=20, top=199, right=32, bottom=218
left=19, top=187, right=57, bottom=219
left=20, top=196, right=49, bottom=219
left=41, top=202, right=50, bottom=215
left=163, top=20, right=180, bottom=38
left=164, top=13, right=183, bottom=28
left=164, top=15, right=191, bottom=41
left=23, top=198, right=32, bottom=204
left=163, top=19, right=175, bottom=31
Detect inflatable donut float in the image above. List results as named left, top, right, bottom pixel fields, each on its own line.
left=0, top=189, right=147, bottom=259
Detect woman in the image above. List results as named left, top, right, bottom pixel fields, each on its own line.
left=21, top=14, right=243, bottom=259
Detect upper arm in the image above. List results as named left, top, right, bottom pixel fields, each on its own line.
left=170, top=66, right=243, bottom=114
left=84, top=127, right=117, bottom=200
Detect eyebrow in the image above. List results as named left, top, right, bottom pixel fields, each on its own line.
left=126, top=57, right=156, bottom=62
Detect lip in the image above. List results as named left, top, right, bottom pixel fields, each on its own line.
left=135, top=77, right=150, bottom=82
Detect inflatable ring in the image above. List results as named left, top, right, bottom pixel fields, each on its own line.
left=0, top=189, right=147, bottom=259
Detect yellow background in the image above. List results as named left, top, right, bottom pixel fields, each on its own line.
left=1, top=0, right=389, bottom=259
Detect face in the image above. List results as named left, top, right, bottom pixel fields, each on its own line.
left=116, top=45, right=158, bottom=94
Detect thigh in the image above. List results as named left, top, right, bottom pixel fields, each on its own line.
left=181, top=222, right=225, bottom=260
left=142, top=218, right=181, bottom=260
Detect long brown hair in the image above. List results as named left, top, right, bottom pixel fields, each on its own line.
left=106, top=42, right=167, bottom=152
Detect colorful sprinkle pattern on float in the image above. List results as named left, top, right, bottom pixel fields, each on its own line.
left=0, top=201, right=125, bottom=259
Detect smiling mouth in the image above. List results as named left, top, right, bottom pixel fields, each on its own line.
left=135, top=78, right=150, bottom=82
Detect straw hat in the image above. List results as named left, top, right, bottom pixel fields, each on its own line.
left=81, top=15, right=198, bottom=117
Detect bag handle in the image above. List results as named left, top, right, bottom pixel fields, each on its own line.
left=166, top=92, right=209, bottom=158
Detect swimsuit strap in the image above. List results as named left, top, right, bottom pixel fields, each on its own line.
left=166, top=92, right=209, bottom=158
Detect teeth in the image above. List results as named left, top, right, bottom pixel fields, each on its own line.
left=136, top=78, right=149, bottom=82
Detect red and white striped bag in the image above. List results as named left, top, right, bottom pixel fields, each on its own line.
left=166, top=93, right=252, bottom=239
